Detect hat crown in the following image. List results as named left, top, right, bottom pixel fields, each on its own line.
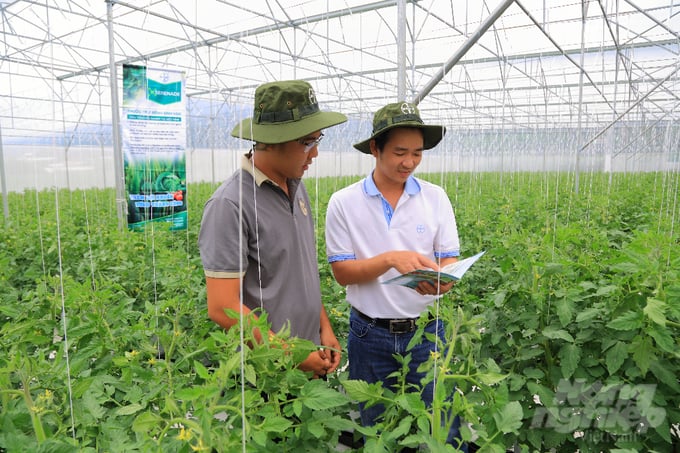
left=372, top=102, right=423, bottom=134
left=352, top=101, right=445, bottom=153
left=254, top=80, right=320, bottom=124
left=231, top=79, right=347, bottom=143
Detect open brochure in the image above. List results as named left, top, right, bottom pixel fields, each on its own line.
left=382, top=251, right=486, bottom=289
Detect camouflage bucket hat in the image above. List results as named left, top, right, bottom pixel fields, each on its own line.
left=231, top=80, right=347, bottom=144
left=353, top=102, right=446, bottom=154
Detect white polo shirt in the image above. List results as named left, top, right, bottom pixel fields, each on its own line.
left=325, top=172, right=460, bottom=318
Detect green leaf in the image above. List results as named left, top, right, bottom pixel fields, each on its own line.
left=416, top=414, right=431, bottom=436
left=558, top=343, right=580, bottom=379
left=643, top=298, right=666, bottom=326
left=320, top=415, right=357, bottom=432
left=631, top=335, right=654, bottom=375
left=194, top=360, right=210, bottom=380
left=251, top=429, right=267, bottom=447
left=306, top=419, right=325, bottom=438
left=83, top=391, right=106, bottom=420
left=124, top=385, right=144, bottom=404
left=394, top=393, right=425, bottom=413
left=518, top=346, right=545, bottom=361
left=542, top=327, right=574, bottom=343
left=492, top=290, right=507, bottom=308
left=492, top=401, right=523, bottom=434
left=244, top=363, right=257, bottom=386
left=476, top=371, right=508, bottom=386
left=646, top=324, right=675, bottom=355
left=300, top=380, right=348, bottom=410
left=542, top=263, right=564, bottom=276
left=292, top=399, right=303, bottom=418
left=175, top=386, right=206, bottom=401
left=261, top=416, right=292, bottom=433
left=653, top=418, right=672, bottom=443
left=605, top=341, right=628, bottom=375
left=220, top=352, right=241, bottom=376
left=594, top=285, right=619, bottom=296
left=575, top=307, right=601, bottom=323
left=610, top=262, right=640, bottom=274
left=164, top=394, right=179, bottom=414
left=385, top=415, right=413, bottom=441
left=523, top=367, right=544, bottom=380
left=477, top=444, right=507, bottom=453
left=649, top=360, right=680, bottom=392
left=341, top=379, right=384, bottom=403
left=115, top=403, right=144, bottom=416
left=555, top=297, right=573, bottom=327
left=608, top=311, right=642, bottom=331
left=132, top=411, right=161, bottom=433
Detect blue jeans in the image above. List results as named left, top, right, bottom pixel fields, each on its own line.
left=348, top=309, right=466, bottom=450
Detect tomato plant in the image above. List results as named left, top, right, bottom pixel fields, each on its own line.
left=1, top=173, right=678, bottom=452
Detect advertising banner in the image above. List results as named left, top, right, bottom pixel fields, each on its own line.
left=122, top=64, right=187, bottom=231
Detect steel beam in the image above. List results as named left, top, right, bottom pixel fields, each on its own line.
left=59, top=0, right=407, bottom=80
left=413, top=0, right=516, bottom=105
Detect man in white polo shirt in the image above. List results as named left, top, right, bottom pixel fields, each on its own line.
left=325, top=102, right=465, bottom=449
left=199, top=80, right=346, bottom=378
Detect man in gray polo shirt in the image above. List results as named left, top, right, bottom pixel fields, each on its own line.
left=198, top=80, right=346, bottom=378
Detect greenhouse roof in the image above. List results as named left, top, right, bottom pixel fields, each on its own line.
left=0, top=0, right=679, bottom=140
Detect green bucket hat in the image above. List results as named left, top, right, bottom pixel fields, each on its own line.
left=231, top=80, right=347, bottom=144
left=353, top=102, right=446, bottom=154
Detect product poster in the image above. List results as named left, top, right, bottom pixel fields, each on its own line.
left=122, top=64, right=187, bottom=231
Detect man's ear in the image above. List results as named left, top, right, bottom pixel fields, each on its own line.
left=369, top=139, right=379, bottom=157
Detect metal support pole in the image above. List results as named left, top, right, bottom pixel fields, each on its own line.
left=413, top=0, right=515, bottom=105
left=397, top=0, right=406, bottom=100
left=0, top=122, right=8, bottom=221
left=107, top=0, right=127, bottom=230
left=575, top=0, right=589, bottom=196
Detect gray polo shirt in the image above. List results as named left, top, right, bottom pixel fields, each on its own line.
left=198, top=154, right=322, bottom=344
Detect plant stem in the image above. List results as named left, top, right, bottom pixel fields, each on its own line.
left=21, top=374, right=47, bottom=443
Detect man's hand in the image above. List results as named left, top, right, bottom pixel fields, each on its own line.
left=388, top=251, right=440, bottom=276
left=317, top=306, right=341, bottom=376
left=415, top=278, right=455, bottom=296
left=319, top=329, right=341, bottom=374
left=299, top=349, right=332, bottom=378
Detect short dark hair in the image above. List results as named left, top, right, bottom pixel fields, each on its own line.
left=372, top=127, right=424, bottom=153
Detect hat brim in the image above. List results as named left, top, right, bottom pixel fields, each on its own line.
left=231, top=111, right=347, bottom=144
left=353, top=123, right=446, bottom=154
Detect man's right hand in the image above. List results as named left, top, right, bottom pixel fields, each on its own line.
left=299, top=349, right=332, bottom=378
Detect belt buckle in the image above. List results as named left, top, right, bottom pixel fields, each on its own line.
left=389, top=319, right=415, bottom=334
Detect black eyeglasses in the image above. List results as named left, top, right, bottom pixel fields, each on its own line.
left=297, top=133, right=324, bottom=153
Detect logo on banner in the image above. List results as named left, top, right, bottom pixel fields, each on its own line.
left=147, top=78, right=182, bottom=105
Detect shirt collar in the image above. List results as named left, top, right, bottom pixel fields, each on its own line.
left=240, top=153, right=271, bottom=187
left=241, top=153, right=301, bottom=196
left=363, top=171, right=421, bottom=196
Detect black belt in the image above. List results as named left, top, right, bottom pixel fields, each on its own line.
left=354, top=308, right=431, bottom=334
